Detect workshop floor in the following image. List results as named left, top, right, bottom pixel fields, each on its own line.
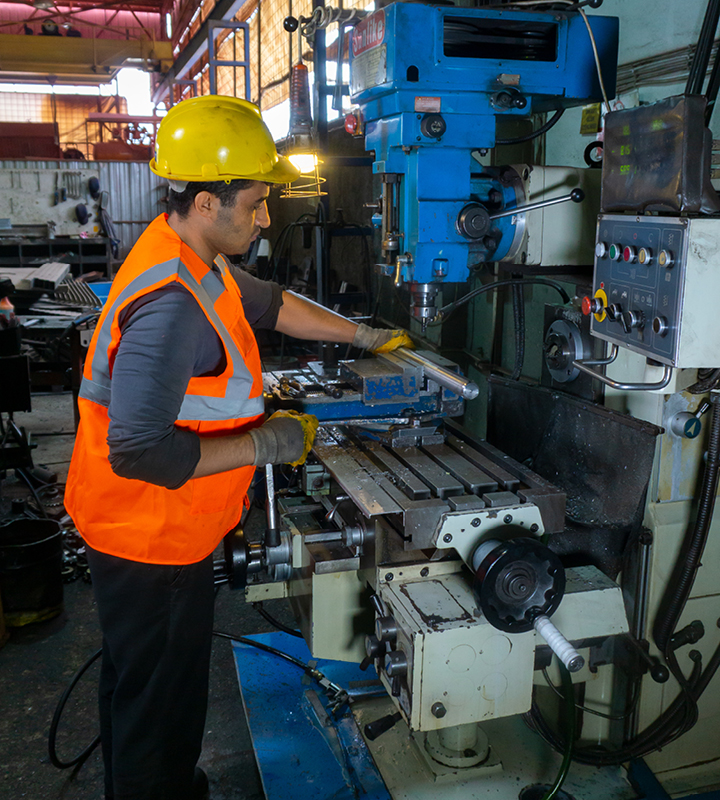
left=0, top=393, right=292, bottom=800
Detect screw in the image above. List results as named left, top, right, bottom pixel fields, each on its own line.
left=420, top=567, right=429, bottom=577
left=471, top=518, right=481, bottom=527
left=443, top=533, right=453, bottom=543
left=431, top=702, right=447, bottom=718
left=385, top=572, right=394, bottom=582
left=504, top=514, right=513, bottom=524
left=530, top=523, right=539, bottom=533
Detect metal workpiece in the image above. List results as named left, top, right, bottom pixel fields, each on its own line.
left=390, top=348, right=480, bottom=400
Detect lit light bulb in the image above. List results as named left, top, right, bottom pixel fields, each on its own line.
left=288, top=153, right=318, bottom=175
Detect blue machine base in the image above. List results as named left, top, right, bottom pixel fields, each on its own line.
left=232, top=632, right=391, bottom=800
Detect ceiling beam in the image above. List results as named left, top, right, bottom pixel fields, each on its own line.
left=0, top=33, right=173, bottom=82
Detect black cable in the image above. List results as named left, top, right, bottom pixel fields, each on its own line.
left=253, top=602, right=303, bottom=638
left=496, top=108, right=565, bottom=146
left=541, top=667, right=640, bottom=721
left=542, top=663, right=575, bottom=800
left=48, top=648, right=102, bottom=769
left=510, top=279, right=525, bottom=381
left=212, top=631, right=309, bottom=670
left=653, top=391, right=720, bottom=655
left=50, top=631, right=324, bottom=772
left=15, top=468, right=51, bottom=520
left=435, top=278, right=570, bottom=324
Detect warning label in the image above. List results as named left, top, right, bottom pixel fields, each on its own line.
left=352, top=10, right=386, bottom=57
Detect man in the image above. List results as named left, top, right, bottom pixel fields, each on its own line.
left=65, top=95, right=410, bottom=800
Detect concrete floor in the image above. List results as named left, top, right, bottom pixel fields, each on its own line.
left=0, top=393, right=293, bottom=800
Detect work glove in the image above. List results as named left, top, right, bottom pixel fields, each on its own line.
left=352, top=323, right=414, bottom=354
left=249, top=410, right=319, bottom=467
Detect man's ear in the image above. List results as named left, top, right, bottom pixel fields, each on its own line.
left=193, top=191, right=218, bottom=220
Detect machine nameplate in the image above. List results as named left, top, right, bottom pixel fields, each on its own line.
left=350, top=45, right=387, bottom=95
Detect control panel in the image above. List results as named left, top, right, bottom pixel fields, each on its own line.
left=586, top=214, right=720, bottom=369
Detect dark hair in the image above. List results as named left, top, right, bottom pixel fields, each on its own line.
left=167, top=179, right=255, bottom=218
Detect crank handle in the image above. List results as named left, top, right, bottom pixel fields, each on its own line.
left=489, top=188, right=585, bottom=221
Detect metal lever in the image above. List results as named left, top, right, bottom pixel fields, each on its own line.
left=489, top=187, right=585, bottom=221
left=572, top=357, right=674, bottom=391
left=265, top=463, right=280, bottom=548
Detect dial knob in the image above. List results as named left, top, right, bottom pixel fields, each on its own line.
left=653, top=316, right=669, bottom=337
left=623, top=245, right=638, bottom=263
left=384, top=650, right=408, bottom=678
left=375, top=616, right=398, bottom=644
left=638, top=247, right=653, bottom=265
left=658, top=249, right=675, bottom=268
left=670, top=412, right=702, bottom=440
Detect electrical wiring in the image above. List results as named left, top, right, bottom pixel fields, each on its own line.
left=50, top=630, right=351, bottom=773
left=433, top=278, right=571, bottom=325
left=253, top=602, right=303, bottom=638
left=541, top=663, right=576, bottom=800
left=496, top=108, right=565, bottom=146
left=48, top=648, right=103, bottom=769
left=577, top=7, right=611, bottom=113
left=541, top=667, right=640, bottom=721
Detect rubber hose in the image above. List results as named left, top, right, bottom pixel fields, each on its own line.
left=496, top=108, right=565, bottom=146
left=510, top=280, right=525, bottom=381
left=49, top=648, right=103, bottom=769
left=653, top=392, right=720, bottom=655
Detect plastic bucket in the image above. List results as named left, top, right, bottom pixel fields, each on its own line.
left=0, top=518, right=63, bottom=627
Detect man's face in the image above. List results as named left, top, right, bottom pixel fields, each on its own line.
left=211, top=181, right=271, bottom=255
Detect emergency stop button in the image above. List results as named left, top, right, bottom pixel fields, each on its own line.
left=582, top=296, right=603, bottom=316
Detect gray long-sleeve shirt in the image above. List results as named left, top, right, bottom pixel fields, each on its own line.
left=106, top=263, right=282, bottom=489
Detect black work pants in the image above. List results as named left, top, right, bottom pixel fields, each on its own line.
left=86, top=544, right=215, bottom=800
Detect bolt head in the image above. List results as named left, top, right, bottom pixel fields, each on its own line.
left=431, top=702, right=447, bottom=718
left=443, top=533, right=453, bottom=543
left=471, top=518, right=481, bottom=527
left=385, top=572, right=394, bottom=582
left=503, top=514, right=513, bottom=524
left=420, top=567, right=429, bottom=577
left=530, top=523, right=539, bottom=533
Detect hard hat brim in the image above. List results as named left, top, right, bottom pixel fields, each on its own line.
left=149, top=153, right=300, bottom=185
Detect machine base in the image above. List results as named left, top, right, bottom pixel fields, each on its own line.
left=233, top=633, right=638, bottom=800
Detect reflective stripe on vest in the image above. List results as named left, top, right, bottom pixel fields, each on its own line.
left=79, top=256, right=264, bottom=420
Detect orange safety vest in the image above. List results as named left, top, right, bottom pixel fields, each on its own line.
left=65, top=215, right=265, bottom=565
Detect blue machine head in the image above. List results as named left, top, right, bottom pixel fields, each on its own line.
left=349, top=2, right=619, bottom=327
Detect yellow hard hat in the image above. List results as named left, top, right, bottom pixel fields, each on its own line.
left=150, top=95, right=299, bottom=184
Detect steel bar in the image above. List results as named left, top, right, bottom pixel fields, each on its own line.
left=395, top=348, right=479, bottom=400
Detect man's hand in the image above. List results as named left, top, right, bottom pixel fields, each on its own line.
left=352, top=323, right=414, bottom=354
left=249, top=410, right=319, bottom=467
